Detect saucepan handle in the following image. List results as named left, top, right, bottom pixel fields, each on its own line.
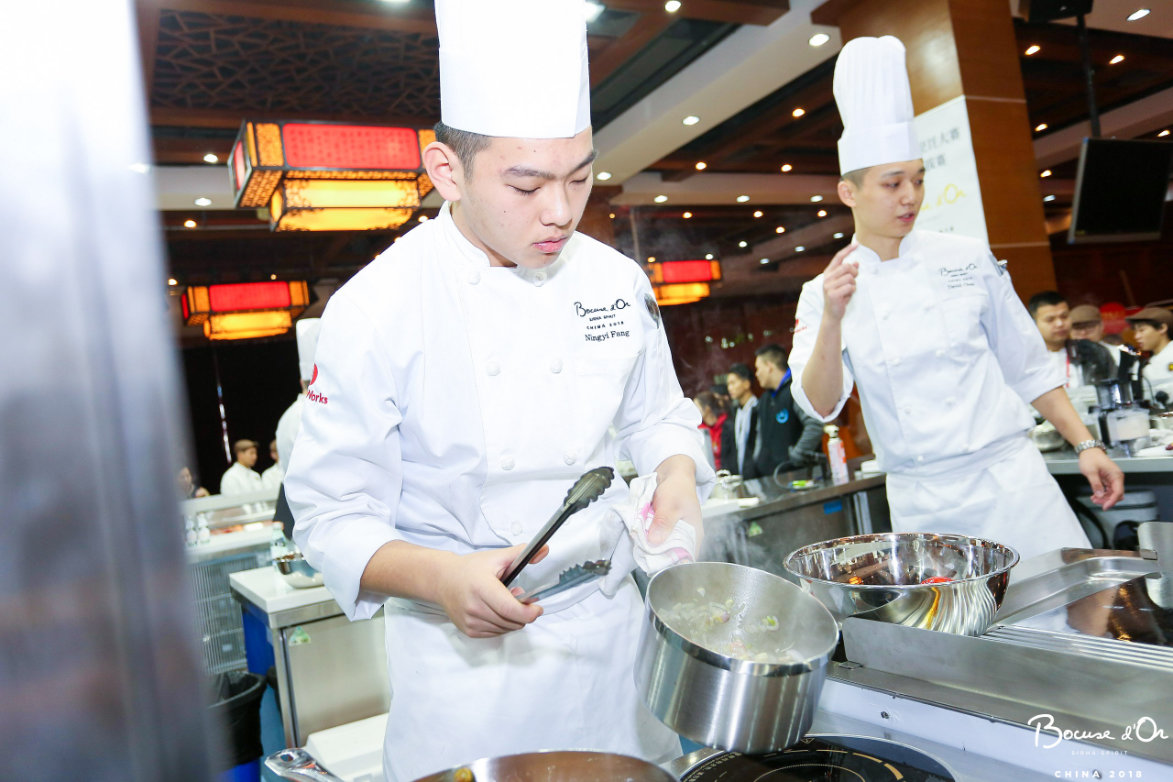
left=264, top=747, right=346, bottom=782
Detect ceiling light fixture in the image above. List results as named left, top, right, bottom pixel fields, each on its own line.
left=738, top=240, right=748, bottom=248
left=792, top=108, right=806, bottom=118
left=229, top=120, right=435, bottom=231
left=181, top=281, right=309, bottom=341
left=168, top=278, right=178, bottom=287
left=780, top=164, right=792, bottom=172
left=1043, top=194, right=1056, bottom=202
left=654, top=194, right=668, bottom=203
left=1159, top=130, right=1170, bottom=138
left=203, top=153, right=219, bottom=164
left=270, top=274, right=278, bottom=281
left=1040, top=169, right=1053, bottom=178
left=683, top=211, right=692, bottom=219
left=1109, top=54, right=1125, bottom=64
left=682, top=115, right=700, bottom=126
left=596, top=171, right=613, bottom=181
left=194, top=197, right=212, bottom=206
left=648, top=256, right=656, bottom=263
left=775, top=226, right=785, bottom=234
left=183, top=219, right=197, bottom=228
left=695, top=161, right=707, bottom=171
left=759, top=258, right=769, bottom=265
left=584, top=2, right=604, bottom=22
left=833, top=232, right=844, bottom=239
left=664, top=1, right=682, bottom=12
left=609, top=212, right=616, bottom=218
left=1024, top=45, right=1040, bottom=55
left=795, top=246, right=806, bottom=252
left=705, top=253, right=714, bottom=260
left=1035, top=123, right=1048, bottom=132
left=817, top=209, right=828, bottom=218
left=809, top=33, right=830, bottom=47
left=736, top=195, right=750, bottom=203
left=753, top=210, right=763, bottom=218
left=647, top=259, right=721, bottom=286
left=810, top=195, right=823, bottom=202
left=1127, top=9, right=1150, bottom=22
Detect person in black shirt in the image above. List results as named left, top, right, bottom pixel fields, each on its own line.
left=753, top=344, right=823, bottom=478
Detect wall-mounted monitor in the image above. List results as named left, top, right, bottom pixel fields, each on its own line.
left=1067, top=137, right=1173, bottom=244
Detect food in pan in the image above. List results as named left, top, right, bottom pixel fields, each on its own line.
left=659, top=589, right=800, bottom=664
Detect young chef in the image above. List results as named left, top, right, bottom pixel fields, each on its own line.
left=788, top=36, right=1123, bottom=562
left=282, top=1, right=713, bottom=779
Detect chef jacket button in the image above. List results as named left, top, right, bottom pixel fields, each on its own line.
left=549, top=358, right=563, bottom=374
left=500, top=455, right=515, bottom=471
left=466, top=270, right=481, bottom=285
left=533, top=270, right=547, bottom=286
left=510, top=522, right=523, bottom=536
left=563, top=450, right=577, bottom=465
left=486, top=360, right=501, bottom=376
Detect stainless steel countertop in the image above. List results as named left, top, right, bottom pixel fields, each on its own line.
left=1043, top=449, right=1173, bottom=475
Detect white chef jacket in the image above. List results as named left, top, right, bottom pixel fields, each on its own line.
left=274, top=394, right=304, bottom=472
left=285, top=203, right=713, bottom=781
left=261, top=463, right=284, bottom=491
left=789, top=230, right=1089, bottom=559
left=1141, top=340, right=1173, bottom=401
left=219, top=461, right=263, bottom=496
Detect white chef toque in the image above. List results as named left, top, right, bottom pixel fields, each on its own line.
left=295, top=318, right=321, bottom=382
left=435, top=0, right=591, bottom=139
left=833, top=36, right=921, bottom=176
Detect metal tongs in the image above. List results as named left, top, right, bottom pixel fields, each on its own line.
left=501, top=466, right=615, bottom=588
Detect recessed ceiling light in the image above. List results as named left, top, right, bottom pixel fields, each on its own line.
left=654, top=194, right=668, bottom=203
left=1043, top=194, right=1056, bottom=202
left=753, top=210, right=763, bottom=218
left=682, top=211, right=692, bottom=219
left=695, top=161, right=707, bottom=171
left=270, top=274, right=278, bottom=281
left=833, top=232, right=845, bottom=239
left=167, top=278, right=178, bottom=286
left=1159, top=130, right=1170, bottom=138
left=664, top=0, right=681, bottom=12
left=817, top=209, right=828, bottom=218
left=647, top=256, right=656, bottom=262
left=736, top=195, right=750, bottom=203
left=1034, top=123, right=1048, bottom=132
left=194, top=197, right=212, bottom=206
left=775, top=226, right=786, bottom=234
left=739, top=240, right=748, bottom=248
left=596, top=171, right=612, bottom=181
left=418, top=214, right=429, bottom=222
left=183, top=219, right=197, bottom=229
left=810, top=195, right=823, bottom=203
left=1109, top=54, right=1125, bottom=65
left=792, top=107, right=806, bottom=118
left=584, top=2, right=604, bottom=22
left=203, top=153, right=219, bottom=164
left=682, top=115, right=700, bottom=126
left=705, top=253, right=714, bottom=260
left=759, top=258, right=770, bottom=265
left=809, top=33, right=830, bottom=47
left=1040, top=169, right=1053, bottom=178
left=1024, top=45, right=1040, bottom=56
left=1127, top=9, right=1150, bottom=22
left=780, top=164, right=793, bottom=172
left=609, top=212, right=616, bottom=218
left=795, top=246, right=805, bottom=252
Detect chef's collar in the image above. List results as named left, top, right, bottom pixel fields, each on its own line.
left=847, top=230, right=920, bottom=267
left=437, top=201, right=568, bottom=281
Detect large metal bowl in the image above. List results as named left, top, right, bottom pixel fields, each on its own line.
left=635, top=562, right=839, bottom=754
left=273, top=552, right=325, bottom=589
left=784, top=532, right=1019, bottom=636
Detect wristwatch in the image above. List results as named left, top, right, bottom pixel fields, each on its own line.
left=1074, top=439, right=1106, bottom=455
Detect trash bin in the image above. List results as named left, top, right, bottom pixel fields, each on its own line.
left=209, top=671, right=267, bottom=782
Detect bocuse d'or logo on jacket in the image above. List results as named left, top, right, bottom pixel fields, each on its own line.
left=307, top=363, right=328, bottom=405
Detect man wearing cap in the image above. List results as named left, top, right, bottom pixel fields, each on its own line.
left=788, top=36, right=1123, bottom=562
left=1027, top=291, right=1116, bottom=392
left=274, top=317, right=321, bottom=472
left=219, top=439, right=263, bottom=496
left=1127, top=307, right=1173, bottom=401
left=283, top=1, right=712, bottom=778
left=1070, top=303, right=1123, bottom=366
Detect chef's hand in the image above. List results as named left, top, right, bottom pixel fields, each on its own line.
left=436, top=544, right=547, bottom=638
left=1079, top=448, right=1124, bottom=510
left=648, top=455, right=703, bottom=551
left=821, top=243, right=859, bottom=321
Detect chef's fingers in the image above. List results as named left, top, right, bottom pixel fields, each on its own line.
left=824, top=242, right=858, bottom=272
left=1095, top=464, right=1125, bottom=510
left=529, top=545, right=549, bottom=565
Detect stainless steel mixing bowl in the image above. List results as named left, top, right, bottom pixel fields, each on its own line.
left=784, top=532, right=1019, bottom=636
left=634, top=561, right=839, bottom=754
left=273, top=552, right=325, bottom=589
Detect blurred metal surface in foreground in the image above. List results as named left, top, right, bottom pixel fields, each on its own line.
left=0, top=2, right=219, bottom=780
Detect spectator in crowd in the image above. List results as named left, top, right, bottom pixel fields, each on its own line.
left=695, top=391, right=728, bottom=471
left=1069, top=304, right=1123, bottom=367
left=261, top=438, right=283, bottom=491
left=1028, top=291, right=1115, bottom=390
left=722, top=363, right=759, bottom=478
left=219, top=439, right=263, bottom=496
left=1125, top=307, right=1173, bottom=402
left=177, top=466, right=209, bottom=499
left=753, top=343, right=823, bottom=477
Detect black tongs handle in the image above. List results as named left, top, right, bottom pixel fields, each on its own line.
left=501, top=466, right=615, bottom=587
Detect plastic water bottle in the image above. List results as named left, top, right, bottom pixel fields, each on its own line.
left=270, top=526, right=290, bottom=562
left=825, top=425, right=849, bottom=486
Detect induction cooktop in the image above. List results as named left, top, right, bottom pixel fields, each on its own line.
left=676, top=734, right=956, bottom=781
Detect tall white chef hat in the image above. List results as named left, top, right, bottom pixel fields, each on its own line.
left=436, top=0, right=591, bottom=139
left=833, top=36, right=921, bottom=176
left=295, top=317, right=321, bottom=382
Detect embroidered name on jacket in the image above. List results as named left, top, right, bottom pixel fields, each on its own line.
left=938, top=262, right=978, bottom=290
left=575, top=298, right=632, bottom=343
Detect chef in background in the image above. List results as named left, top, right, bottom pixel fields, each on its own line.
left=1126, top=307, right=1173, bottom=402
left=274, top=317, right=321, bottom=471
left=283, top=1, right=713, bottom=779
left=789, top=36, right=1122, bottom=562
left=219, top=439, right=263, bottom=496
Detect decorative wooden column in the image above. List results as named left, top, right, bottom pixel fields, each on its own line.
left=812, top=0, right=1056, bottom=299
left=577, top=184, right=621, bottom=246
